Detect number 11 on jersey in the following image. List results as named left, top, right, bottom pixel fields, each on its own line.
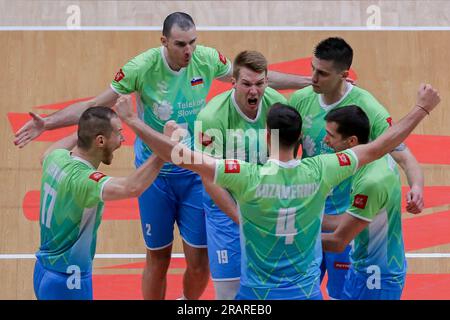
left=41, top=183, right=57, bottom=228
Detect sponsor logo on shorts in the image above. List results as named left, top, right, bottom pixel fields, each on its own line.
left=224, top=159, right=240, bottom=173
left=336, top=153, right=351, bottom=166
left=89, top=172, right=106, bottom=182
left=353, top=194, right=369, bottom=209
left=334, top=262, right=350, bottom=270
left=114, top=68, right=125, bottom=82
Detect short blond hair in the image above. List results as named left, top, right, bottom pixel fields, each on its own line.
left=233, top=50, right=268, bottom=80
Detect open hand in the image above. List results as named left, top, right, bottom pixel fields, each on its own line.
left=13, top=112, right=46, bottom=148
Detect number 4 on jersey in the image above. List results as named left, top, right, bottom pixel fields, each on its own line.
left=276, top=208, right=298, bottom=244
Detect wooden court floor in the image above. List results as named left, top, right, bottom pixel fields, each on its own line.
left=1, top=30, right=449, bottom=299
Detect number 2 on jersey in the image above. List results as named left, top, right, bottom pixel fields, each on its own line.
left=276, top=208, right=298, bottom=244
left=41, top=183, right=57, bottom=228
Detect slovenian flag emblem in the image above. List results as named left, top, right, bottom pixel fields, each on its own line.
left=191, top=77, right=204, bottom=86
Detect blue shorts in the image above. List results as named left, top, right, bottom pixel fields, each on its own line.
left=138, top=173, right=207, bottom=250
left=320, top=243, right=352, bottom=299
left=33, top=259, right=93, bottom=300
left=342, top=268, right=405, bottom=300
left=235, top=284, right=323, bottom=300
left=203, top=190, right=240, bottom=281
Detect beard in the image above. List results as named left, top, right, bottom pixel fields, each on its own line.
left=101, top=144, right=115, bottom=165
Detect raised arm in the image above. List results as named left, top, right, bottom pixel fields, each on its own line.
left=352, top=84, right=440, bottom=168
left=390, top=148, right=424, bottom=214
left=216, top=67, right=312, bottom=90
left=114, top=95, right=217, bottom=182
left=14, top=87, right=119, bottom=148
left=102, top=155, right=164, bottom=201
left=267, top=70, right=312, bottom=90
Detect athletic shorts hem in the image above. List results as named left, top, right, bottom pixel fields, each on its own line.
left=145, top=241, right=173, bottom=251
left=181, top=237, right=207, bottom=249
left=212, top=277, right=240, bottom=282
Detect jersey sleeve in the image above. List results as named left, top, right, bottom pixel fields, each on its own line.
left=42, top=148, right=61, bottom=168
left=288, top=88, right=309, bottom=117
left=202, top=46, right=231, bottom=79
left=194, top=110, right=225, bottom=158
left=110, top=58, right=140, bottom=94
left=364, top=96, right=392, bottom=140
left=268, top=87, right=288, bottom=104
left=347, top=178, right=388, bottom=222
left=312, top=149, right=359, bottom=189
left=214, top=159, right=255, bottom=199
left=71, top=170, right=111, bottom=208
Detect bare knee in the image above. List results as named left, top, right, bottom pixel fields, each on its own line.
left=185, top=249, right=209, bottom=275
left=145, top=248, right=172, bottom=272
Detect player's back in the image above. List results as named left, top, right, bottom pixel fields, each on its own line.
left=215, top=149, right=359, bottom=299
left=37, top=149, right=107, bottom=274
left=234, top=158, right=341, bottom=299
left=349, top=155, right=406, bottom=281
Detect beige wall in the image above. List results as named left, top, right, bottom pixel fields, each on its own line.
left=1, top=0, right=450, bottom=27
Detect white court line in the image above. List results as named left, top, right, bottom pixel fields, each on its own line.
left=0, top=253, right=449, bottom=259
left=2, top=26, right=450, bottom=31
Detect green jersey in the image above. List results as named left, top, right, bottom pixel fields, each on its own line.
left=111, top=45, right=231, bottom=175
left=195, top=87, right=287, bottom=163
left=214, top=150, right=358, bottom=299
left=289, top=84, right=392, bottom=215
left=347, top=155, right=406, bottom=286
left=36, top=149, right=110, bottom=274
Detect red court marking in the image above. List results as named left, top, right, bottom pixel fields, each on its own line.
left=402, top=274, right=450, bottom=300
left=8, top=94, right=137, bottom=144
left=405, top=134, right=450, bottom=164
left=99, top=262, right=144, bottom=270
left=320, top=273, right=330, bottom=300
left=98, top=257, right=186, bottom=270
left=22, top=191, right=139, bottom=221
left=401, top=186, right=450, bottom=210
left=32, top=97, right=94, bottom=110
left=93, top=274, right=215, bottom=300
left=22, top=186, right=450, bottom=222
left=402, top=210, right=450, bottom=251
left=31, top=94, right=137, bottom=111
left=92, top=269, right=450, bottom=299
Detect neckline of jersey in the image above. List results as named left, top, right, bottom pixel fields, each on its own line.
left=318, top=82, right=354, bottom=111
left=160, top=46, right=186, bottom=76
left=267, top=158, right=301, bottom=168
left=231, top=89, right=262, bottom=123
left=70, top=153, right=96, bottom=170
